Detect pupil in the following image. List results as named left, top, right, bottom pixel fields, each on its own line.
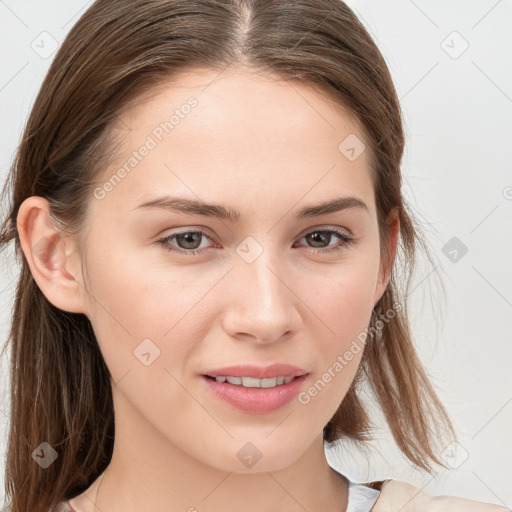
left=178, top=232, right=200, bottom=249
left=308, top=231, right=328, bottom=247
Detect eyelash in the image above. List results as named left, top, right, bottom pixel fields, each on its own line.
left=156, top=228, right=355, bottom=256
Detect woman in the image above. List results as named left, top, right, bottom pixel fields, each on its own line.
left=0, top=1, right=508, bottom=511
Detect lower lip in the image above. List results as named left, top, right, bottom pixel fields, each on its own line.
left=201, top=374, right=308, bottom=414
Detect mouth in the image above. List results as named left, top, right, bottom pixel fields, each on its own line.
left=203, top=373, right=307, bottom=388
left=202, top=363, right=309, bottom=382
left=201, top=373, right=309, bottom=413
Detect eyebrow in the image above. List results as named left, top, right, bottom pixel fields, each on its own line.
left=132, top=195, right=369, bottom=221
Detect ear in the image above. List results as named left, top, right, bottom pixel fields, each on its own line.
left=16, top=196, right=89, bottom=315
left=373, top=208, right=400, bottom=306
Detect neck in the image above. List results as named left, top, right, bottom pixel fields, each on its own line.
left=70, top=392, right=348, bottom=512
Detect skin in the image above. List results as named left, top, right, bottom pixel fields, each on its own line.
left=17, top=66, right=399, bottom=512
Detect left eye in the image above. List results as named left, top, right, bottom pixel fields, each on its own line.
left=296, top=229, right=354, bottom=253
left=156, top=228, right=355, bottom=256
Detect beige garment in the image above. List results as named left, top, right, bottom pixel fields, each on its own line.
left=370, top=479, right=511, bottom=512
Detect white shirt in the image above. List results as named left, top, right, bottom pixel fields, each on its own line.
left=345, top=479, right=381, bottom=512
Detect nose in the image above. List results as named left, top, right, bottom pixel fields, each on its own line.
left=221, top=251, right=299, bottom=344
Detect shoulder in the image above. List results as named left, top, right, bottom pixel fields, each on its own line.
left=362, top=478, right=511, bottom=512
left=50, top=500, right=75, bottom=512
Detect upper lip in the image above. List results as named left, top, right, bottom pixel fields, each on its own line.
left=204, top=364, right=309, bottom=379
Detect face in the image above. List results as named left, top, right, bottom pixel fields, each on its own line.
left=75, top=67, right=393, bottom=473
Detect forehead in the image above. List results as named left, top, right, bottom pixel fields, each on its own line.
left=94, top=66, right=374, bottom=215
left=119, top=66, right=365, bottom=143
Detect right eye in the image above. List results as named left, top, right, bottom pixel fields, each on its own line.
left=156, top=230, right=216, bottom=256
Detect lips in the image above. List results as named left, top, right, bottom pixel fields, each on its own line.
left=203, top=363, right=308, bottom=379
left=201, top=373, right=308, bottom=414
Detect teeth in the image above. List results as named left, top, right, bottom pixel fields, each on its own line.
left=214, top=375, right=295, bottom=388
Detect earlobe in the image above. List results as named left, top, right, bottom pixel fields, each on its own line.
left=16, top=196, right=89, bottom=315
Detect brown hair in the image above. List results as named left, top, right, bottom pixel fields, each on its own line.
left=0, top=0, right=457, bottom=510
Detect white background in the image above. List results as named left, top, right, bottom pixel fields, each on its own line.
left=1, top=0, right=511, bottom=508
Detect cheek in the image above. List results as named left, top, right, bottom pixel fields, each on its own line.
left=299, top=256, right=378, bottom=372
left=82, top=243, right=216, bottom=382
left=297, top=276, right=375, bottom=414
left=304, top=259, right=378, bottom=332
